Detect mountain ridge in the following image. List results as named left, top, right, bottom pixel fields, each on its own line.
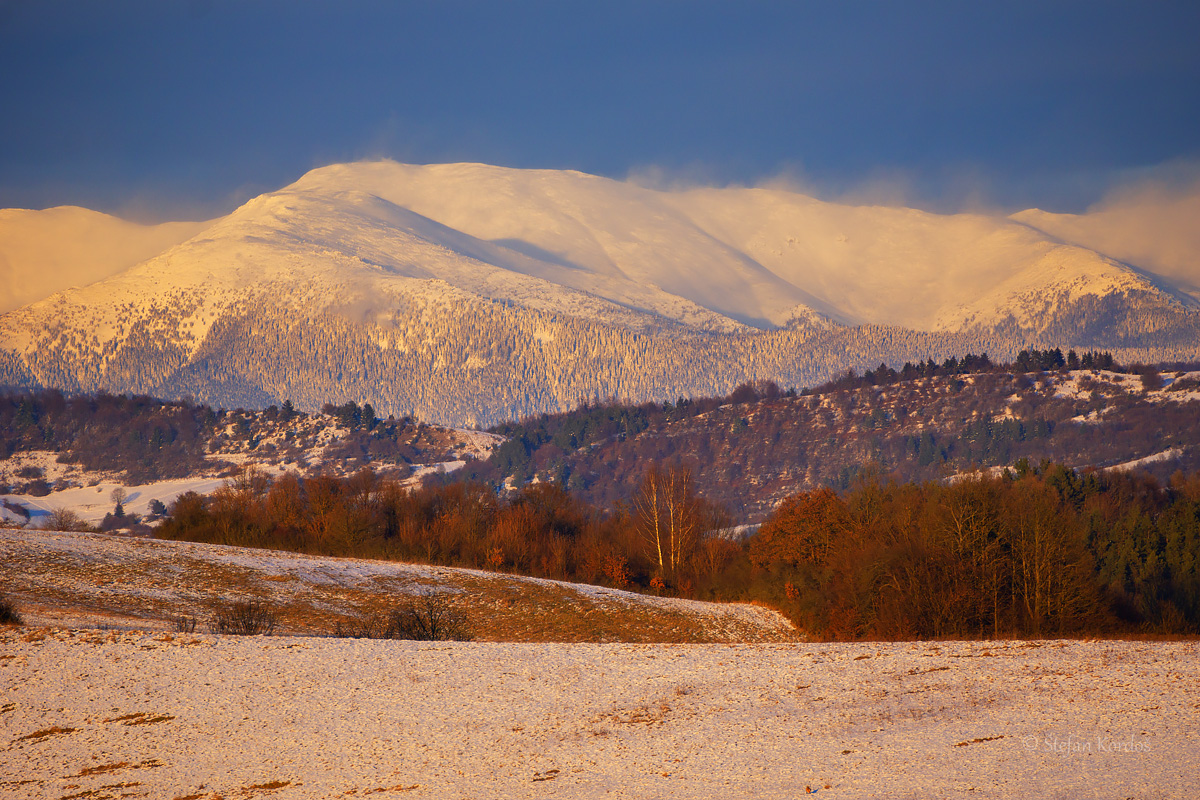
left=1, top=160, right=1198, bottom=425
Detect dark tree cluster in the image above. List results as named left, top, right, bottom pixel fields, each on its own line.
left=750, top=465, right=1200, bottom=639
left=809, top=349, right=1120, bottom=395
left=322, top=400, right=379, bottom=431
left=0, top=390, right=221, bottom=485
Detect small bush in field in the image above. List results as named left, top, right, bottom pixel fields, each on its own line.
left=389, top=591, right=473, bottom=641
left=209, top=599, right=276, bottom=636
left=334, top=591, right=472, bottom=642
left=44, top=507, right=91, bottom=532
left=173, top=614, right=198, bottom=633
left=0, top=594, right=23, bottom=625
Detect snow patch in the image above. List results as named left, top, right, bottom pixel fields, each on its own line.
left=1103, top=448, right=1184, bottom=473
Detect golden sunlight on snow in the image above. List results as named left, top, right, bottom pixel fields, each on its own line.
left=2, top=629, right=1196, bottom=799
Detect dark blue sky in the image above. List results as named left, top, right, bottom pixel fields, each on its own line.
left=2, top=1, right=1198, bottom=220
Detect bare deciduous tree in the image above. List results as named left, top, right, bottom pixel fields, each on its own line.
left=633, top=464, right=705, bottom=577
left=110, top=487, right=127, bottom=517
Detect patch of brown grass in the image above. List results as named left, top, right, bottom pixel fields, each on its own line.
left=361, top=786, right=421, bottom=794
left=104, top=712, right=175, bottom=726
left=16, top=725, right=76, bottom=742
left=953, top=735, right=1006, bottom=746
left=124, top=713, right=175, bottom=726
left=72, top=759, right=163, bottom=777
left=59, top=782, right=144, bottom=800
left=74, top=762, right=131, bottom=777
left=593, top=702, right=672, bottom=727
left=240, top=780, right=292, bottom=797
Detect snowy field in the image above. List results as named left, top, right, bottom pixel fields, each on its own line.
left=2, top=630, right=1196, bottom=799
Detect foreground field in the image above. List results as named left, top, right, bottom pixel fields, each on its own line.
left=2, top=630, right=1196, bottom=799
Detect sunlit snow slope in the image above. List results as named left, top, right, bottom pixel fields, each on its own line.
left=1, top=161, right=1198, bottom=424
left=1013, top=187, right=1200, bottom=300
left=285, top=161, right=1185, bottom=331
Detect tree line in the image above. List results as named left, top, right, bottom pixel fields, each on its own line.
left=752, top=462, right=1199, bottom=639
left=810, top=348, right=1124, bottom=394
left=156, top=459, right=1200, bottom=639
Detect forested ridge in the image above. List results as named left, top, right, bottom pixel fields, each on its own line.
left=3, top=279, right=1199, bottom=427
left=465, top=351, right=1200, bottom=520
left=0, top=391, right=469, bottom=491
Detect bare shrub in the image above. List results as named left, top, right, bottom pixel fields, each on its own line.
left=0, top=594, right=23, bottom=625
left=208, top=599, right=277, bottom=636
left=333, top=591, right=472, bottom=641
left=173, top=614, right=198, bottom=633
left=389, top=591, right=472, bottom=641
left=333, top=612, right=390, bottom=640
left=44, top=507, right=91, bottom=532
left=1137, top=366, right=1164, bottom=391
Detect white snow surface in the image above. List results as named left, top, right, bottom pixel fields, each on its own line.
left=2, top=629, right=1196, bottom=799
left=2, top=160, right=1191, bottom=352
left=1103, top=449, right=1185, bottom=473
left=2, top=477, right=225, bottom=526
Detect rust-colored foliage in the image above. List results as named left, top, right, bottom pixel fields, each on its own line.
left=750, top=487, right=850, bottom=568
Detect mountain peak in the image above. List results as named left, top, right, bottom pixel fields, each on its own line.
left=2, top=161, right=1198, bottom=426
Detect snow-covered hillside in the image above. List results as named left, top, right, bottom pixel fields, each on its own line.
left=0, top=529, right=794, bottom=643
left=2, top=527, right=1195, bottom=798
left=2, top=161, right=1198, bottom=425
left=1013, top=185, right=1200, bottom=300
left=0, top=403, right=503, bottom=529
left=285, top=161, right=1186, bottom=331
left=5, top=160, right=1195, bottom=337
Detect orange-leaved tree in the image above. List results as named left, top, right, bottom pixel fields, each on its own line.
left=750, top=487, right=851, bottom=570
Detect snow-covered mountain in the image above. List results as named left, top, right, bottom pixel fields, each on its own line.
left=1, top=160, right=1198, bottom=425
